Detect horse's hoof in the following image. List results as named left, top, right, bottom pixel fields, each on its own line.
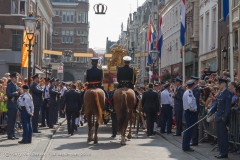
left=127, top=134, right=132, bottom=139
left=121, top=142, right=126, bottom=145
left=87, top=137, right=91, bottom=142
left=94, top=141, right=98, bottom=144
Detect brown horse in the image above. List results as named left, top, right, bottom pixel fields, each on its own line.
left=113, top=88, right=136, bottom=145
left=84, top=88, right=106, bottom=143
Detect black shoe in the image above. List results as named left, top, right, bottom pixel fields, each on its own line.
left=33, top=131, right=41, bottom=133
left=183, top=148, right=194, bottom=152
left=18, top=141, right=27, bottom=144
left=49, top=127, right=54, bottom=129
left=111, top=135, right=116, bottom=138
left=160, top=131, right=166, bottom=133
left=8, top=137, right=15, bottom=140
left=147, top=134, right=152, bottom=137
left=173, top=133, right=181, bottom=136
left=13, top=136, right=19, bottom=139
left=215, top=154, right=220, bottom=158
left=153, top=131, right=156, bottom=135
left=70, top=133, right=74, bottom=136
left=80, top=122, right=83, bottom=126
left=39, top=125, right=46, bottom=127
left=190, top=143, right=198, bottom=146
left=167, top=131, right=173, bottom=134
left=216, top=154, right=228, bottom=158
left=74, top=125, right=77, bottom=131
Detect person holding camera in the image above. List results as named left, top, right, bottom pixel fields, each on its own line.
left=18, top=85, right=34, bottom=144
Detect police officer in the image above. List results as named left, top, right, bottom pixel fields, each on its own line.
left=142, top=83, right=160, bottom=136
left=6, top=72, right=20, bottom=140
left=30, top=74, right=43, bottom=133
left=172, top=77, right=184, bottom=136
left=86, top=57, right=109, bottom=99
left=160, top=83, right=174, bottom=133
left=117, top=56, right=136, bottom=90
left=208, top=78, right=232, bottom=158
left=40, top=78, right=50, bottom=127
left=190, top=76, right=200, bottom=146
left=48, top=78, right=61, bottom=128
left=108, top=82, right=118, bottom=138
left=182, top=79, right=197, bottom=152
left=18, top=85, right=34, bottom=144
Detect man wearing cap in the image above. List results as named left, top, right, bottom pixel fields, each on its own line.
left=160, top=82, right=174, bottom=134
left=182, top=79, right=197, bottom=152
left=172, top=77, right=184, bottom=136
left=207, top=78, right=232, bottom=158
left=48, top=78, right=61, bottom=128
left=190, top=76, right=200, bottom=146
left=86, top=57, right=109, bottom=99
left=6, top=72, right=20, bottom=140
left=30, top=74, right=43, bottom=133
left=40, top=78, right=50, bottom=127
left=117, top=56, right=136, bottom=90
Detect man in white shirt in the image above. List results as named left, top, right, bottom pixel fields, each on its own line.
left=40, top=78, right=50, bottom=127
left=60, top=81, right=68, bottom=118
left=160, top=83, right=174, bottom=133
left=182, top=79, right=197, bottom=152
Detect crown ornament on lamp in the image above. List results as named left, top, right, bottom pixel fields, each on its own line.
left=93, top=3, right=107, bottom=14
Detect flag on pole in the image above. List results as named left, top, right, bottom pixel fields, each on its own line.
left=21, top=30, right=35, bottom=67
left=180, top=0, right=186, bottom=46
left=156, top=14, right=163, bottom=58
left=148, top=20, right=156, bottom=65
left=223, top=0, right=229, bottom=21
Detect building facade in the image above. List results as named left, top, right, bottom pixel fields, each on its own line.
left=199, top=0, right=218, bottom=76
left=0, top=0, right=54, bottom=78
left=160, top=0, right=182, bottom=78
left=50, top=0, right=90, bottom=81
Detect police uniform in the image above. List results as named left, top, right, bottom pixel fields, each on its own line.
left=18, top=85, right=34, bottom=144
left=208, top=78, right=232, bottom=158
left=41, top=78, right=50, bottom=127
left=173, top=77, right=184, bottom=136
left=190, top=76, right=200, bottom=145
left=86, top=57, right=109, bottom=99
left=30, top=74, right=43, bottom=133
left=117, top=56, right=136, bottom=90
left=160, top=83, right=174, bottom=133
left=182, top=80, right=197, bottom=151
left=48, top=78, right=61, bottom=128
left=6, top=72, right=19, bottom=139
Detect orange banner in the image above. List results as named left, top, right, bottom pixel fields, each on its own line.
left=21, top=30, right=35, bottom=67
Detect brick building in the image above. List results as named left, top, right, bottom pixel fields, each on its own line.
left=49, top=0, right=90, bottom=81
left=0, top=0, right=54, bottom=78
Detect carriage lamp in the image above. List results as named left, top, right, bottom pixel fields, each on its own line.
left=22, top=12, right=38, bottom=86
left=222, top=46, right=227, bottom=59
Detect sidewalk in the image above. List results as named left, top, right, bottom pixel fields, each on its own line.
left=155, top=128, right=240, bottom=160
left=0, top=117, right=66, bottom=160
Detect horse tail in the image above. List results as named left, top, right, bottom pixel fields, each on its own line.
left=118, top=92, right=127, bottom=131
left=94, top=90, right=102, bottom=123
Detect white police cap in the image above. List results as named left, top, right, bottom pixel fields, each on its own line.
left=123, top=56, right=132, bottom=61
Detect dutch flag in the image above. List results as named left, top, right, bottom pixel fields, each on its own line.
left=148, top=20, right=156, bottom=65
left=156, top=14, right=163, bottom=59
left=180, top=0, right=186, bottom=46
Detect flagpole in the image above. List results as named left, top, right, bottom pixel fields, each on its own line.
left=182, top=46, right=185, bottom=83
left=229, top=0, right=234, bottom=81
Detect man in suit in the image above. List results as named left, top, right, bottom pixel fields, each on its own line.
left=208, top=78, right=232, bottom=158
left=6, top=72, right=20, bottom=140
left=172, top=77, right=184, bottom=136
left=48, top=78, right=61, bottom=128
left=117, top=56, right=136, bottom=90
left=40, top=78, right=50, bottom=127
left=190, top=76, right=200, bottom=146
left=62, top=84, right=81, bottom=135
left=30, top=74, right=43, bottom=133
left=86, top=57, right=108, bottom=99
left=142, top=83, right=160, bottom=136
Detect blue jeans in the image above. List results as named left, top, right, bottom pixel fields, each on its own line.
left=21, top=108, right=32, bottom=143
left=182, top=111, right=195, bottom=150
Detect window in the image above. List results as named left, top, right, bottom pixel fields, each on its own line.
left=221, top=37, right=225, bottom=70
left=61, top=30, right=74, bottom=43
left=11, top=0, right=27, bottom=15
left=12, top=30, right=23, bottom=51
left=154, top=12, right=157, bottom=20
left=77, top=31, right=81, bottom=36
left=62, top=11, right=74, bottom=23
left=55, top=10, right=59, bottom=16
left=206, top=12, right=209, bottom=52
left=82, top=12, right=85, bottom=23
left=212, top=8, right=216, bottom=50
left=77, top=12, right=87, bottom=23
left=233, top=0, right=239, bottom=8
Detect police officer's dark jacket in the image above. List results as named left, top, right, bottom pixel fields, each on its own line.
left=30, top=82, right=43, bottom=105
left=173, top=86, right=184, bottom=111
left=117, top=65, right=136, bottom=89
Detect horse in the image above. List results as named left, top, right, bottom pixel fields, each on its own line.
left=113, top=88, right=136, bottom=145
left=84, top=88, right=106, bottom=143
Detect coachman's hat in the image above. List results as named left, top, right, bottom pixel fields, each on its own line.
left=91, top=57, right=99, bottom=62
left=123, top=56, right=132, bottom=61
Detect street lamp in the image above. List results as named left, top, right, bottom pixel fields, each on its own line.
left=129, top=48, right=135, bottom=63
left=222, top=46, right=227, bottom=59
left=22, top=12, right=38, bottom=86
left=150, top=49, right=159, bottom=75
left=43, top=57, right=52, bottom=78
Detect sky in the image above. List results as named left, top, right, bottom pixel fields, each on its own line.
left=88, top=0, right=146, bottom=49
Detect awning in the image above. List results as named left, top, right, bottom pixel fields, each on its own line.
left=43, top=50, right=62, bottom=56
left=73, top=53, right=93, bottom=57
